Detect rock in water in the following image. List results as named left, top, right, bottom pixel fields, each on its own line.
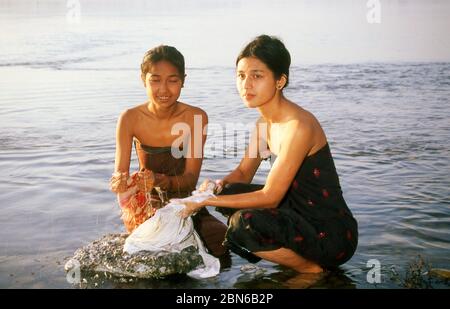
left=65, top=233, right=204, bottom=279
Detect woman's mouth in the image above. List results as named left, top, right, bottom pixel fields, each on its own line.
left=243, top=94, right=255, bottom=100
left=157, top=96, right=170, bottom=102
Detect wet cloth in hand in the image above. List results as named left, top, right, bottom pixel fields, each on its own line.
left=116, top=171, right=161, bottom=233
left=123, top=190, right=220, bottom=279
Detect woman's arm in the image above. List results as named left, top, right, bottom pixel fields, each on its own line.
left=110, top=110, right=135, bottom=193
left=114, top=110, right=134, bottom=174
left=183, top=120, right=314, bottom=215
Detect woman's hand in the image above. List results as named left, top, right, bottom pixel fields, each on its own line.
left=110, top=172, right=129, bottom=193
left=154, top=173, right=171, bottom=191
left=180, top=201, right=204, bottom=218
left=198, top=179, right=224, bottom=194
left=136, top=169, right=155, bottom=192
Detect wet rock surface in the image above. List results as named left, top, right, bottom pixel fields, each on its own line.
left=64, top=233, right=203, bottom=279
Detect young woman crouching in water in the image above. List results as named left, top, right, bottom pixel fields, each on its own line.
left=110, top=45, right=229, bottom=262
left=182, top=35, right=358, bottom=274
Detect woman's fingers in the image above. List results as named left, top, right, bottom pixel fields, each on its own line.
left=198, top=179, right=224, bottom=193
left=180, top=202, right=194, bottom=218
left=180, top=201, right=202, bottom=218
left=199, top=179, right=214, bottom=192
left=214, top=179, right=224, bottom=194
left=136, top=169, right=155, bottom=192
left=180, top=208, right=190, bottom=218
left=110, top=172, right=129, bottom=193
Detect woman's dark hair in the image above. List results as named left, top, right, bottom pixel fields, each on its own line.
left=141, top=45, right=185, bottom=83
left=236, top=35, right=291, bottom=88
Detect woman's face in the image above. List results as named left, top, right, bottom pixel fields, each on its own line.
left=143, top=60, right=183, bottom=108
left=236, top=57, right=278, bottom=108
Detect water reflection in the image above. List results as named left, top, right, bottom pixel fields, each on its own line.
left=232, top=265, right=357, bottom=289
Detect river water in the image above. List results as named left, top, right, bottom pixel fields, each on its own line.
left=0, top=0, right=449, bottom=288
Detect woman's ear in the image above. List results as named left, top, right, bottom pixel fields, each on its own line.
left=276, top=74, right=287, bottom=90
left=141, top=73, right=147, bottom=87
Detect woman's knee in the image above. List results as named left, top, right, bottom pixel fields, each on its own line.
left=229, top=209, right=250, bottom=228
left=216, top=183, right=264, bottom=219
left=226, top=210, right=244, bottom=237
left=226, top=210, right=257, bottom=242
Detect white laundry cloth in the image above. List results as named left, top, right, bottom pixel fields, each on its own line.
left=123, top=190, right=220, bottom=279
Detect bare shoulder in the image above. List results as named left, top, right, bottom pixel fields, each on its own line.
left=285, top=101, right=327, bottom=151
left=286, top=117, right=314, bottom=139
left=177, top=102, right=208, bottom=122
left=285, top=107, right=311, bottom=129
left=119, top=104, right=146, bottom=123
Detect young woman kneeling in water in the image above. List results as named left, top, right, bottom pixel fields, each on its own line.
left=110, top=45, right=229, bottom=263
left=182, top=35, right=358, bottom=274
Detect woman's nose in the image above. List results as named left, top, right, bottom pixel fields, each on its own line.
left=159, top=80, right=168, bottom=92
left=243, top=77, right=252, bottom=89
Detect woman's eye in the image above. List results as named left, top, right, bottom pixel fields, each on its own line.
left=237, top=74, right=245, bottom=79
left=253, top=74, right=262, bottom=79
left=169, top=79, right=179, bottom=83
left=150, top=79, right=160, bottom=83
